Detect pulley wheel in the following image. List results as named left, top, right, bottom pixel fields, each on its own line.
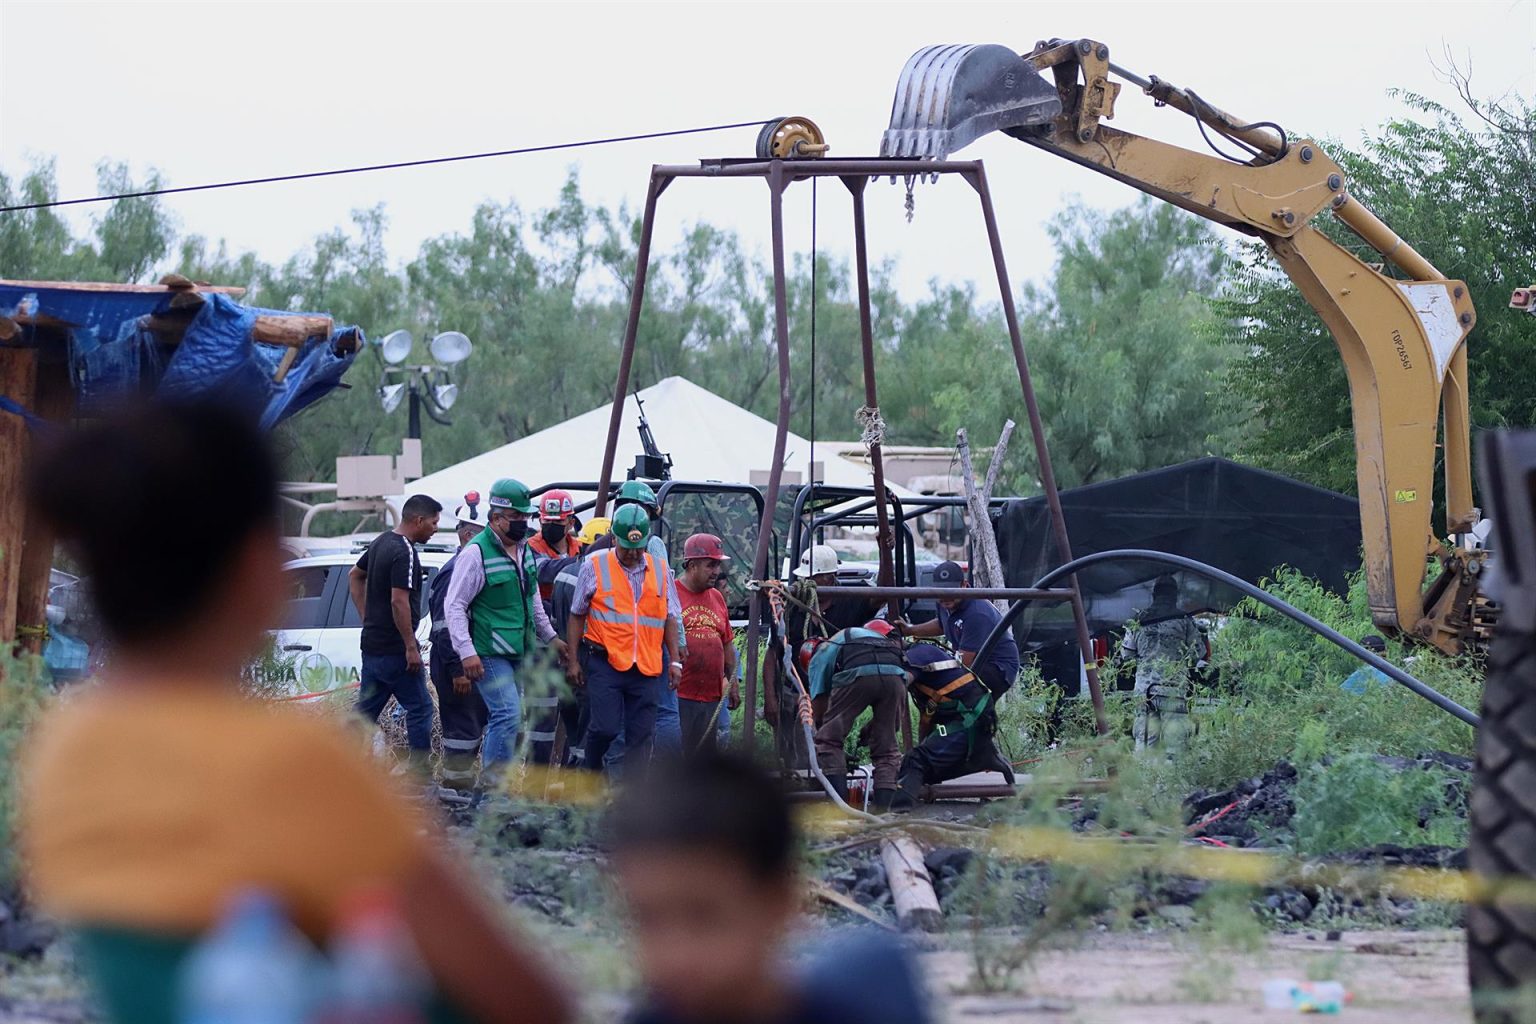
left=755, top=116, right=829, bottom=159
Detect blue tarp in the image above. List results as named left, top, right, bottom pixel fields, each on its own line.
left=0, top=284, right=360, bottom=429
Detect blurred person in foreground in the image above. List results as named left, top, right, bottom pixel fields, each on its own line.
left=19, top=402, right=572, bottom=1024
left=608, top=753, right=929, bottom=1024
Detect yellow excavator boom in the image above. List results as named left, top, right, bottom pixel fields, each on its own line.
left=883, top=39, right=1486, bottom=652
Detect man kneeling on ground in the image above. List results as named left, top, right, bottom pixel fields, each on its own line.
left=895, top=642, right=1015, bottom=809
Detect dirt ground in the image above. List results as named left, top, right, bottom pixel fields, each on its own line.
left=925, top=929, right=1469, bottom=1023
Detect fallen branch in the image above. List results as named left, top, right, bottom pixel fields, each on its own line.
left=807, top=879, right=896, bottom=930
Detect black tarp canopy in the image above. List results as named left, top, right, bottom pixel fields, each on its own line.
left=993, top=457, right=1362, bottom=651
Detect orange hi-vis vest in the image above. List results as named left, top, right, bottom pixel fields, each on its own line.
left=583, top=549, right=668, bottom=676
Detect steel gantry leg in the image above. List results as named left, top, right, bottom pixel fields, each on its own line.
left=964, top=164, right=1110, bottom=736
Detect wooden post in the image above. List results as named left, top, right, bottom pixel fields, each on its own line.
left=880, top=835, right=943, bottom=932
left=14, top=351, right=73, bottom=654
left=0, top=345, right=39, bottom=643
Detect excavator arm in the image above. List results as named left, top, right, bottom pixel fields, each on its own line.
left=882, top=39, right=1486, bottom=652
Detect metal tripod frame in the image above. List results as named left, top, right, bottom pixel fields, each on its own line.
left=593, top=156, right=1110, bottom=747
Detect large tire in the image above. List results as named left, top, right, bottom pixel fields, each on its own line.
left=1469, top=626, right=1536, bottom=1022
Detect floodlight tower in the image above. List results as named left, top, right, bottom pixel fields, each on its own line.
left=375, top=329, right=474, bottom=439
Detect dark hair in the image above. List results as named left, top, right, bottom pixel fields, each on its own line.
left=28, top=401, right=279, bottom=646
left=605, top=752, right=795, bottom=882
left=1152, top=575, right=1179, bottom=602
left=401, top=493, right=443, bottom=521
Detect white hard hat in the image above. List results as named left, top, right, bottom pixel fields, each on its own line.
left=453, top=491, right=486, bottom=530
left=794, top=543, right=840, bottom=578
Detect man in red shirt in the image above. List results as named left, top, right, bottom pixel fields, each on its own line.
left=675, top=534, right=739, bottom=756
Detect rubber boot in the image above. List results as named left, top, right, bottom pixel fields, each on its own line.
left=984, top=739, right=1016, bottom=785
left=868, top=788, right=903, bottom=813
left=823, top=773, right=849, bottom=802
left=888, top=772, right=922, bottom=813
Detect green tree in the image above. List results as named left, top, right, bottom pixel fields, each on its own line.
left=0, top=160, right=173, bottom=283
left=1222, top=87, right=1536, bottom=495
left=880, top=196, right=1243, bottom=491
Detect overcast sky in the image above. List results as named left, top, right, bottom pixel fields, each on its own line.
left=2, top=0, right=1532, bottom=301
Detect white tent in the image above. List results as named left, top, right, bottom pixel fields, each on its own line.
left=399, top=376, right=912, bottom=518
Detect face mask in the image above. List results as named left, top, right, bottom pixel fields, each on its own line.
left=501, top=518, right=529, bottom=543
left=541, top=522, right=567, bottom=546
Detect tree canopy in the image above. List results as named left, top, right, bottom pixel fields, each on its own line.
left=1220, top=85, right=1536, bottom=497
left=8, top=83, right=1523, bottom=510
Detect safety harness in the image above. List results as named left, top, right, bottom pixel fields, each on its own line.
left=910, top=655, right=992, bottom=742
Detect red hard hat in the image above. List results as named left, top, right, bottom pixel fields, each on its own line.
left=683, top=533, right=730, bottom=562
left=863, top=618, right=895, bottom=636
left=539, top=489, right=575, bottom=519
left=797, top=637, right=824, bottom=673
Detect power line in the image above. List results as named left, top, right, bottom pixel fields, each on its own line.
left=0, top=120, right=772, bottom=214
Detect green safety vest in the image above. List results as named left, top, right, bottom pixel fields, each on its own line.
left=468, top=528, right=539, bottom=659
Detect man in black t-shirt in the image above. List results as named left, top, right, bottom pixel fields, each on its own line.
left=348, top=494, right=443, bottom=763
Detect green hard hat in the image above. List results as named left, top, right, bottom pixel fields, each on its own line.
left=488, top=478, right=536, bottom=514
left=616, top=480, right=658, bottom=509
left=612, top=504, right=653, bottom=549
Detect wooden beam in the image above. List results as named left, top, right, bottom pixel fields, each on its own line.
left=880, top=835, right=944, bottom=932
left=0, top=346, right=39, bottom=643
left=14, top=356, right=73, bottom=654
left=0, top=278, right=245, bottom=297
left=253, top=314, right=333, bottom=349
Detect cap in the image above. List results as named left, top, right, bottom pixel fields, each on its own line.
left=539, top=489, right=575, bottom=520
left=683, top=533, right=729, bottom=562
left=862, top=618, right=895, bottom=637
left=793, top=543, right=840, bottom=578
left=578, top=517, right=612, bottom=546
left=931, top=561, right=966, bottom=588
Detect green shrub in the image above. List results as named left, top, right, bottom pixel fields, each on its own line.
left=1, top=648, right=53, bottom=886
left=1292, top=752, right=1466, bottom=856
left=1178, top=568, right=1479, bottom=791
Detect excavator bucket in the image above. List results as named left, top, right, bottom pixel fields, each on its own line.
left=880, top=44, right=1061, bottom=160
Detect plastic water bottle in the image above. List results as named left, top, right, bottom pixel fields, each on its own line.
left=317, top=889, right=428, bottom=1024
left=180, top=890, right=318, bottom=1024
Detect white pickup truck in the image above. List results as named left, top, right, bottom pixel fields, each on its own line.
left=262, top=548, right=454, bottom=698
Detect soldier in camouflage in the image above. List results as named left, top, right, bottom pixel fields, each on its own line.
left=1121, top=576, right=1202, bottom=753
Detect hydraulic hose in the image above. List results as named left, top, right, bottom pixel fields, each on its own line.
left=972, top=549, right=1480, bottom=730
left=763, top=588, right=882, bottom=821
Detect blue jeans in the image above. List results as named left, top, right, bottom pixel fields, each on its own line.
left=479, top=655, right=522, bottom=767
left=717, top=701, right=731, bottom=747
left=583, top=648, right=661, bottom=773
left=358, top=651, right=434, bottom=751
left=602, top=649, right=680, bottom=769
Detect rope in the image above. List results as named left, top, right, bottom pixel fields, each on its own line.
left=857, top=405, right=887, bottom=449
left=0, top=120, right=775, bottom=213
left=761, top=581, right=880, bottom=822
left=809, top=178, right=818, bottom=488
